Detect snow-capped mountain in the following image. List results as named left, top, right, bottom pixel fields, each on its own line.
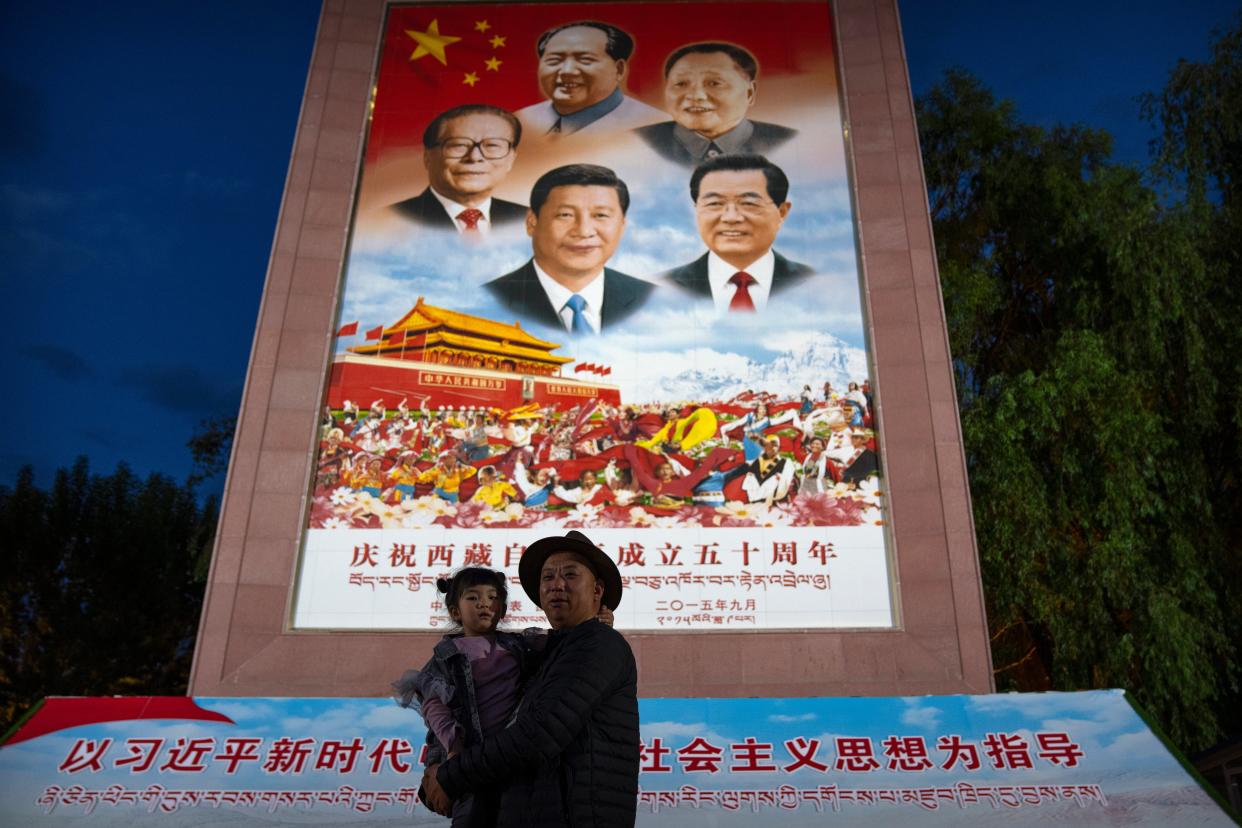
left=627, top=334, right=871, bottom=403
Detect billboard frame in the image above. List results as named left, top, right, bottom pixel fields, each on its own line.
left=190, top=0, right=993, bottom=697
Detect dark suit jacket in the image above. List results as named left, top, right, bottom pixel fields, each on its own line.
left=659, top=251, right=815, bottom=301
left=484, top=260, right=656, bottom=332
left=634, top=120, right=797, bottom=166
left=391, top=188, right=528, bottom=229
left=842, top=449, right=879, bottom=486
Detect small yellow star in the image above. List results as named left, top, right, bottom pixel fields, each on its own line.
left=489, top=35, right=507, bottom=49
left=484, top=56, right=503, bottom=72
left=405, top=19, right=461, bottom=66
left=463, top=71, right=480, bottom=87
left=474, top=20, right=491, bottom=32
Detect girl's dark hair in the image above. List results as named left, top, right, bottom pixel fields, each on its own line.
left=436, top=567, right=508, bottom=626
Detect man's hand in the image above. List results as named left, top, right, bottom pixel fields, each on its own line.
left=421, top=763, right=452, bottom=816
left=597, top=606, right=615, bottom=627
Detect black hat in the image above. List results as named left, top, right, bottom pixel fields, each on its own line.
left=518, top=530, right=623, bottom=611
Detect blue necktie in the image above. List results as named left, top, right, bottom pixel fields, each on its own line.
left=565, top=294, right=591, bottom=334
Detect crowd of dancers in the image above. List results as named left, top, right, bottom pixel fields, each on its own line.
left=315, top=380, right=877, bottom=522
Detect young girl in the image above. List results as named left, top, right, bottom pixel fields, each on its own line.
left=394, top=568, right=539, bottom=827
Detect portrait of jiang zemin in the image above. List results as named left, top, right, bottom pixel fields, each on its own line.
left=296, top=2, right=893, bottom=633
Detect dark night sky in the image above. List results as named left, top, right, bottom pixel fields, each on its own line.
left=1, top=0, right=1235, bottom=489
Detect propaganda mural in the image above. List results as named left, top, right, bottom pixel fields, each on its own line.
left=293, top=1, right=893, bottom=630
left=5, top=692, right=1234, bottom=825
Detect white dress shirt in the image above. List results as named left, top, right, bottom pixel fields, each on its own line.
left=532, top=260, right=605, bottom=333
left=429, top=189, right=494, bottom=235
left=706, top=250, right=776, bottom=313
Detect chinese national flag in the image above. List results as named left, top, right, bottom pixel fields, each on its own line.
left=388, top=330, right=407, bottom=344
left=369, top=8, right=547, bottom=164
left=365, top=325, right=385, bottom=341
left=602, top=366, right=612, bottom=376
left=336, top=321, right=359, bottom=337
left=573, top=363, right=584, bottom=373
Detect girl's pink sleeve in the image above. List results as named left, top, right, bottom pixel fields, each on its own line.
left=421, top=696, right=463, bottom=755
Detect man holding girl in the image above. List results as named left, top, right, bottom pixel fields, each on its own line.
left=398, top=531, right=638, bottom=827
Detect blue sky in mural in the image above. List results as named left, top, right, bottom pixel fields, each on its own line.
left=0, top=693, right=1228, bottom=825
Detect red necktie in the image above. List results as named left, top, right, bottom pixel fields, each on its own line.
left=728, top=271, right=757, bottom=312
left=457, top=208, right=484, bottom=233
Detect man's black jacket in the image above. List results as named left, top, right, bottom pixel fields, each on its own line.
left=436, top=618, right=639, bottom=827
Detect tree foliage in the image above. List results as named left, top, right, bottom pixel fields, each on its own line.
left=0, top=459, right=219, bottom=737
left=918, top=20, right=1242, bottom=752
left=186, top=414, right=237, bottom=490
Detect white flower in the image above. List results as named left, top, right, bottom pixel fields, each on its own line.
left=329, top=487, right=355, bottom=506
left=398, top=514, right=427, bottom=529
left=570, top=503, right=602, bottom=523
left=322, top=517, right=350, bottom=530
left=379, top=504, right=404, bottom=523
left=649, top=513, right=686, bottom=529
left=396, top=502, right=439, bottom=525
left=404, top=494, right=457, bottom=517
left=423, top=498, right=458, bottom=517
left=855, top=477, right=883, bottom=506
left=714, top=501, right=775, bottom=526
left=715, top=501, right=755, bottom=519
left=628, top=507, right=654, bottom=527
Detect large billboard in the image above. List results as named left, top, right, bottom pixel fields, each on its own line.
left=292, top=1, right=892, bottom=630
left=4, top=692, right=1234, bottom=825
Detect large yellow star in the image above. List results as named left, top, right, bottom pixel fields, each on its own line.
left=489, top=35, right=507, bottom=48
left=463, top=72, right=480, bottom=87
left=484, top=57, right=503, bottom=72
left=474, top=20, right=491, bottom=32
left=404, top=19, right=460, bottom=65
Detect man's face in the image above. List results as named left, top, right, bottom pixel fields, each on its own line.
left=538, top=27, right=624, bottom=114
left=664, top=51, right=755, bottom=139
left=539, top=551, right=604, bottom=628
left=423, top=112, right=517, bottom=203
left=763, top=441, right=779, bottom=458
left=528, top=185, right=626, bottom=284
left=655, top=462, right=675, bottom=482
left=695, top=169, right=791, bottom=268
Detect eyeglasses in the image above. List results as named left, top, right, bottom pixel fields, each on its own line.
left=433, top=138, right=514, bottom=159
left=695, top=197, right=777, bottom=216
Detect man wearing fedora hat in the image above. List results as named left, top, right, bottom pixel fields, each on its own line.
left=422, top=530, right=639, bottom=827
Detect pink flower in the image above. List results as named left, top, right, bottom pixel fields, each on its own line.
left=786, top=493, right=867, bottom=526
